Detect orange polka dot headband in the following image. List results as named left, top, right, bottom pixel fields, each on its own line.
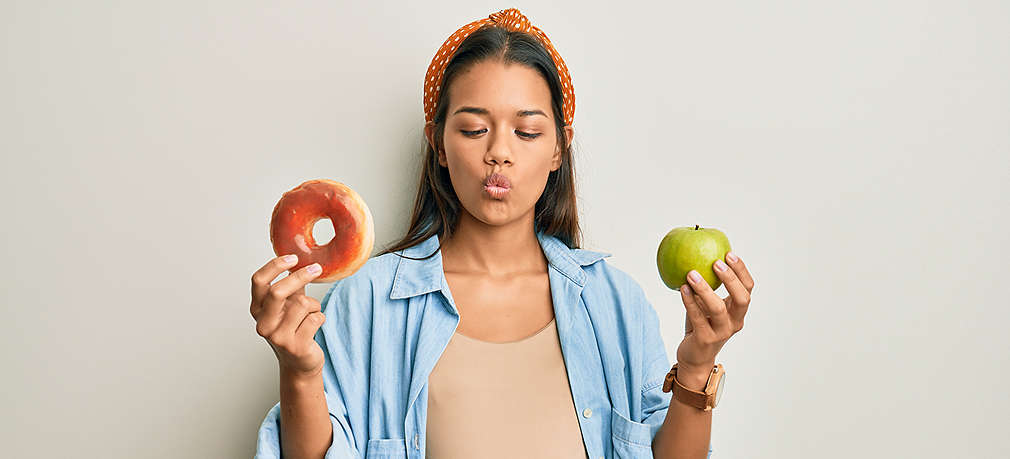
left=423, top=8, right=576, bottom=127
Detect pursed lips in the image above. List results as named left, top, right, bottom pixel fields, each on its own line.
left=484, top=173, right=511, bottom=199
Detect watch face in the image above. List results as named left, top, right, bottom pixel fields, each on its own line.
left=714, top=373, right=726, bottom=406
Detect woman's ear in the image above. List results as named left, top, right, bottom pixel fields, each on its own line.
left=424, top=121, right=447, bottom=167
left=551, top=125, right=574, bottom=171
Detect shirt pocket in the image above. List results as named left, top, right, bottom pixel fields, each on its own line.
left=611, top=409, right=654, bottom=458
left=365, top=438, right=408, bottom=459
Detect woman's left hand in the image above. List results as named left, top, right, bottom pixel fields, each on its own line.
left=675, top=252, right=755, bottom=376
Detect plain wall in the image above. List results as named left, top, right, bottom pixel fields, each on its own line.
left=2, top=1, right=1007, bottom=457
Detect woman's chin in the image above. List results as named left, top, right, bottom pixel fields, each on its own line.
left=475, top=204, right=514, bottom=224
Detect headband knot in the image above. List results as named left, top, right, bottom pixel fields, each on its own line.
left=423, top=8, right=575, bottom=127
left=488, top=8, right=531, bottom=30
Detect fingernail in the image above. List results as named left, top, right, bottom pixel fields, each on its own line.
left=306, top=263, right=321, bottom=274
left=726, top=251, right=739, bottom=262
left=714, top=259, right=728, bottom=272
left=689, top=270, right=702, bottom=283
left=282, top=254, right=298, bottom=264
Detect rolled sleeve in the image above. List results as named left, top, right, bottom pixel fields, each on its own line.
left=254, top=398, right=358, bottom=459
left=638, top=281, right=673, bottom=445
left=638, top=281, right=714, bottom=458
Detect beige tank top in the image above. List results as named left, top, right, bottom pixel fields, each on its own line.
left=425, top=317, right=589, bottom=459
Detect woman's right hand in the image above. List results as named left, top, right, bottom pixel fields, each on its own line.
left=250, top=255, right=327, bottom=379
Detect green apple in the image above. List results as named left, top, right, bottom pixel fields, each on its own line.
left=657, top=225, right=732, bottom=291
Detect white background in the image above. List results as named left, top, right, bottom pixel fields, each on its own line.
left=2, top=1, right=1007, bottom=457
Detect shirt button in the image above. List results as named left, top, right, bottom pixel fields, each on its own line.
left=414, top=433, right=419, bottom=449
left=582, top=407, right=592, bottom=418
left=598, top=456, right=604, bottom=459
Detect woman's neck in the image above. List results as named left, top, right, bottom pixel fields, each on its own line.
left=439, top=213, right=546, bottom=276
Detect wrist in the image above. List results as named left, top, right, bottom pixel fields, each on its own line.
left=280, top=366, right=324, bottom=387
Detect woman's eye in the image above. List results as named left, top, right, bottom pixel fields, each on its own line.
left=460, top=128, right=541, bottom=139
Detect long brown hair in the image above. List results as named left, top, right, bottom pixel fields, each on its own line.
left=378, top=25, right=582, bottom=260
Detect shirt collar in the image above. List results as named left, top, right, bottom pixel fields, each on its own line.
left=389, top=230, right=611, bottom=300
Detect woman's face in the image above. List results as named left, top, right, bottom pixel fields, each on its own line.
left=426, top=59, right=573, bottom=228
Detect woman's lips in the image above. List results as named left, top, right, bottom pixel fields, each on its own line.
left=483, top=173, right=511, bottom=200
left=484, top=184, right=510, bottom=199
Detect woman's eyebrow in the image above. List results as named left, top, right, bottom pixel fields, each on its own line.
left=452, top=106, right=548, bottom=118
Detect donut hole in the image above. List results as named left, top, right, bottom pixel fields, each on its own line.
left=312, top=218, right=335, bottom=246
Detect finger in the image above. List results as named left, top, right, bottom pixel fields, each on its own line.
left=693, top=292, right=707, bottom=316
left=269, top=263, right=323, bottom=306
left=251, top=254, right=300, bottom=318
left=681, top=289, right=694, bottom=334
left=294, top=311, right=326, bottom=343
left=258, top=263, right=320, bottom=335
left=713, top=257, right=751, bottom=324
left=686, top=270, right=732, bottom=335
left=681, top=284, right=712, bottom=338
left=726, top=252, right=754, bottom=293
left=275, top=294, right=322, bottom=341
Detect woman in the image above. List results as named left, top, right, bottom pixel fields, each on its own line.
left=251, top=8, right=753, bottom=459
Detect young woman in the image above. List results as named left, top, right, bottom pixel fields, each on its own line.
left=251, top=8, right=753, bottom=459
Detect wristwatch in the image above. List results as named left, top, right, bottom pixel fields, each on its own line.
left=661, top=363, right=726, bottom=411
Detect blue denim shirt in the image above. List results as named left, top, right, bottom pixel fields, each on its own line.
left=255, top=231, right=713, bottom=459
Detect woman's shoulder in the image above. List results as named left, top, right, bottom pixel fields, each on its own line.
left=579, top=255, right=657, bottom=321
left=346, top=250, right=402, bottom=286
left=580, top=255, right=645, bottom=296
left=319, top=250, right=403, bottom=311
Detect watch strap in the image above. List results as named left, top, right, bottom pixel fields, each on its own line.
left=662, top=363, right=715, bottom=411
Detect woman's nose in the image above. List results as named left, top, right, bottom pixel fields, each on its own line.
left=485, top=135, right=513, bottom=165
